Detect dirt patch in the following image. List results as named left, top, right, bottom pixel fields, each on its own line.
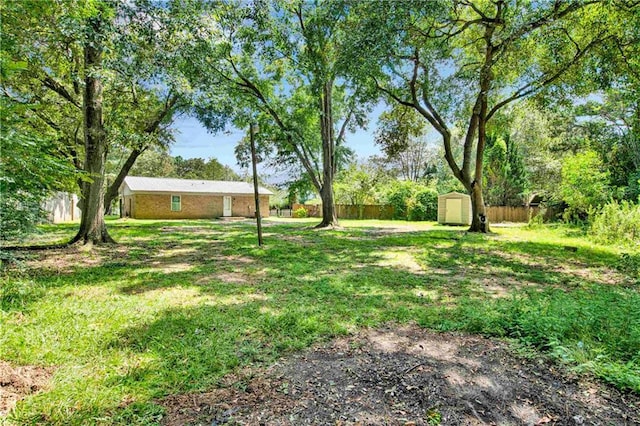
left=159, top=325, right=639, bottom=425
left=0, top=361, right=54, bottom=417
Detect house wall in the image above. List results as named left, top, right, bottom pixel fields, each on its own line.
left=231, top=195, right=270, bottom=218
left=43, top=192, right=81, bottom=223
left=125, top=192, right=270, bottom=219
left=437, top=192, right=472, bottom=225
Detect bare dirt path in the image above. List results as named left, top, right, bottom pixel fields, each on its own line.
left=161, top=325, right=639, bottom=425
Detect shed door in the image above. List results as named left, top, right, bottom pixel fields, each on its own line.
left=446, top=198, right=462, bottom=223
left=223, top=196, right=232, bottom=217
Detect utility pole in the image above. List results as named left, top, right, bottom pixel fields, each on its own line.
left=250, top=122, right=263, bottom=246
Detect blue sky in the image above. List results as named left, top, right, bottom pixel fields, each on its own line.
left=169, top=104, right=387, bottom=180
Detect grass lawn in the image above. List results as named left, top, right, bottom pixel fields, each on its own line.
left=1, top=218, right=639, bottom=424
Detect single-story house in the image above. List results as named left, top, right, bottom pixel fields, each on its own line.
left=120, top=176, right=273, bottom=219
left=437, top=191, right=472, bottom=225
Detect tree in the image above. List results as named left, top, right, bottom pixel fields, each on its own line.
left=334, top=162, right=380, bottom=218
left=0, top=61, right=79, bottom=241
left=354, top=0, right=621, bottom=232
left=374, top=105, right=438, bottom=182
left=483, top=134, right=528, bottom=206
left=1, top=0, right=183, bottom=244
left=173, top=156, right=240, bottom=181
left=559, top=150, right=610, bottom=219
left=127, top=149, right=176, bottom=178
left=378, top=180, right=438, bottom=221
left=174, top=0, right=370, bottom=228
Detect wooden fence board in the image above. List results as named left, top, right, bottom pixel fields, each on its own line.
left=291, top=203, right=538, bottom=223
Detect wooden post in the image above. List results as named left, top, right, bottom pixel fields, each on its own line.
left=250, top=122, right=263, bottom=246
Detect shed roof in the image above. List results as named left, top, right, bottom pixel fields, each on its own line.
left=438, top=191, right=470, bottom=198
left=123, top=176, right=273, bottom=195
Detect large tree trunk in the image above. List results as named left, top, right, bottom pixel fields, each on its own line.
left=70, top=13, right=114, bottom=245
left=316, top=80, right=339, bottom=228
left=469, top=182, right=489, bottom=232
left=318, top=183, right=338, bottom=227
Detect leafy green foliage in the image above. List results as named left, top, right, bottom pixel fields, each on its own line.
left=483, top=134, right=528, bottom=206
left=560, top=150, right=611, bottom=219
left=334, top=163, right=380, bottom=206
left=589, top=200, right=640, bottom=248
left=293, top=207, right=308, bottom=218
left=379, top=180, right=438, bottom=221
left=373, top=105, right=437, bottom=182
left=351, top=0, right=631, bottom=231
left=0, top=83, right=78, bottom=241
left=172, top=156, right=240, bottom=181
left=174, top=0, right=372, bottom=226
left=408, top=188, right=438, bottom=222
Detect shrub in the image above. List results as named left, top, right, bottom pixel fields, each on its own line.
left=526, top=208, right=546, bottom=228
left=408, top=188, right=438, bottom=221
left=293, top=207, right=308, bottom=218
left=381, top=180, right=438, bottom=221
left=589, top=200, right=640, bottom=247
left=559, top=150, right=610, bottom=219
left=382, top=181, right=414, bottom=220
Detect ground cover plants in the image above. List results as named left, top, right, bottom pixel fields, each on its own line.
left=1, top=218, right=639, bottom=424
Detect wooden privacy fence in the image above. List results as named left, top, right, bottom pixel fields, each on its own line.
left=291, top=203, right=539, bottom=223
left=485, top=206, right=540, bottom=223
left=292, top=204, right=395, bottom=220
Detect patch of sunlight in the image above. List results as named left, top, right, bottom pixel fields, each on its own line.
left=141, top=288, right=205, bottom=307
left=376, top=249, right=424, bottom=274
left=423, top=266, right=454, bottom=275
left=155, top=247, right=198, bottom=257
left=341, top=220, right=437, bottom=231
left=259, top=305, right=281, bottom=315
left=204, top=293, right=269, bottom=307
left=135, top=263, right=195, bottom=274
left=354, top=288, right=396, bottom=297
left=412, top=288, right=440, bottom=300
left=66, top=286, right=112, bottom=299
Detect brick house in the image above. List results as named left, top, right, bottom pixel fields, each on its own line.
left=120, top=176, right=272, bottom=219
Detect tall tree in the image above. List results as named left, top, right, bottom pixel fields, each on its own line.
left=374, top=105, right=438, bottom=182
left=0, top=60, right=79, bottom=241
left=1, top=0, right=183, bottom=244
left=74, top=4, right=113, bottom=243
left=483, top=134, right=528, bottom=206
left=354, top=0, right=622, bottom=231
left=175, top=0, right=369, bottom=228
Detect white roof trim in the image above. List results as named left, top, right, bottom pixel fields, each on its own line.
left=122, top=176, right=273, bottom=196
left=438, top=191, right=470, bottom=198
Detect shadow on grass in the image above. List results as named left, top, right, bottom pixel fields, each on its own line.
left=4, top=220, right=639, bottom=423
left=3, top=221, right=630, bottom=313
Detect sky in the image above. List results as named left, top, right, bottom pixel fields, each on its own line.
left=169, top=103, right=387, bottom=183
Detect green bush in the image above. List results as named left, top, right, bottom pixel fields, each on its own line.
left=293, top=207, right=308, bottom=218
left=408, top=188, right=438, bottom=221
left=381, top=180, right=438, bottom=221
left=589, top=200, right=640, bottom=247
left=383, top=181, right=414, bottom=220
left=559, top=150, right=610, bottom=220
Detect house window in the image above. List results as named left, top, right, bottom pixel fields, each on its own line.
left=171, top=195, right=181, bottom=211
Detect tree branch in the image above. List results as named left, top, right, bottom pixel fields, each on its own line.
left=487, top=34, right=611, bottom=121
left=41, top=75, right=81, bottom=108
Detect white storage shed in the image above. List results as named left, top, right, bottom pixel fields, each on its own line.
left=437, top=192, right=472, bottom=225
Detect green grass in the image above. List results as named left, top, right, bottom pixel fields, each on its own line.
left=1, top=218, right=638, bottom=424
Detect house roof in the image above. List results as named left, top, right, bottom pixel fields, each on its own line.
left=122, top=176, right=273, bottom=195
